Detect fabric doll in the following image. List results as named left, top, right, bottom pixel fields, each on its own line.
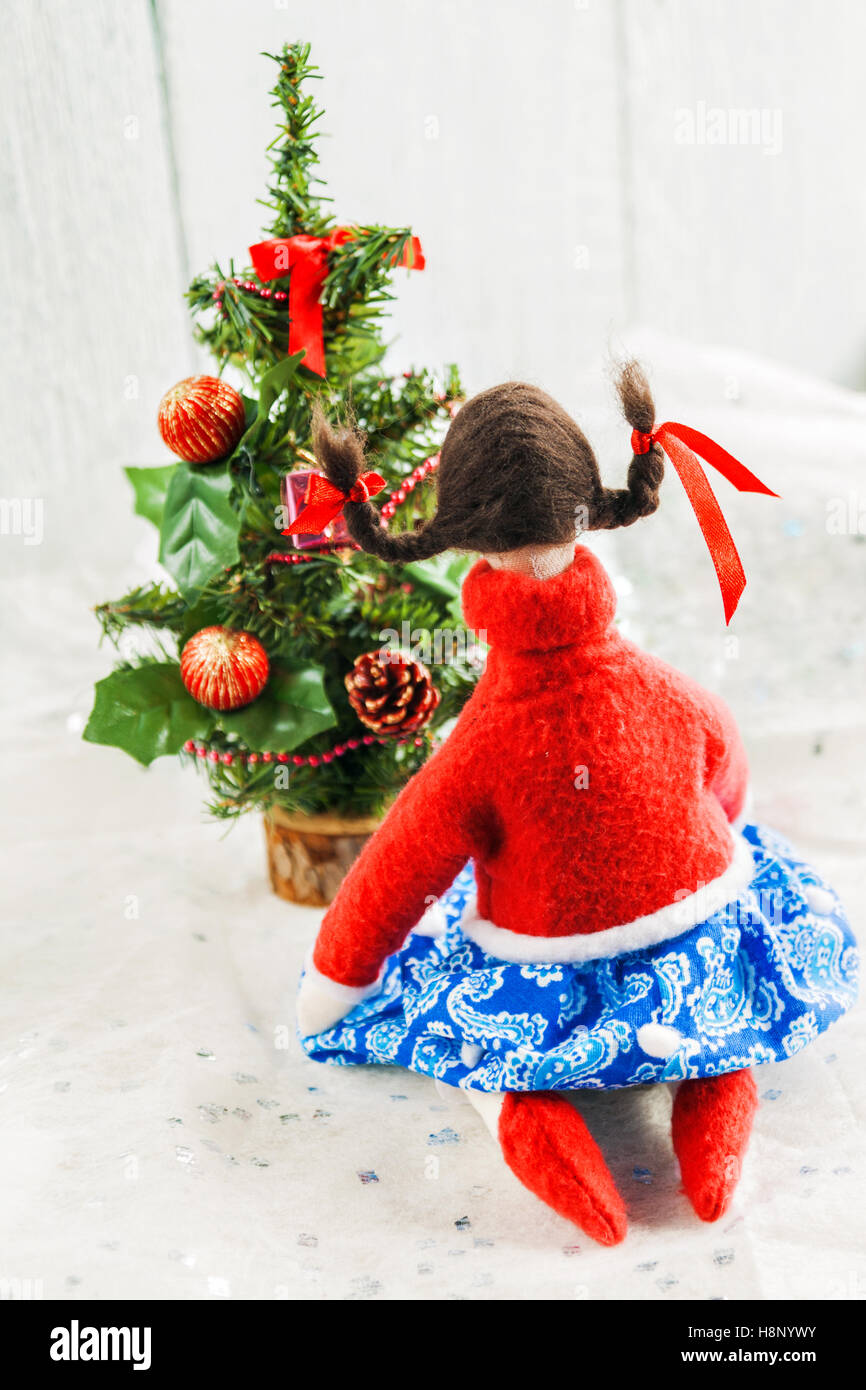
left=294, top=363, right=858, bottom=1246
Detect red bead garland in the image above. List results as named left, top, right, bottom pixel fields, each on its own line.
left=182, top=731, right=428, bottom=768
left=379, top=453, right=439, bottom=525
left=212, top=276, right=328, bottom=318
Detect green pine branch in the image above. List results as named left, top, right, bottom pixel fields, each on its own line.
left=95, top=585, right=188, bottom=645
left=259, top=43, right=333, bottom=240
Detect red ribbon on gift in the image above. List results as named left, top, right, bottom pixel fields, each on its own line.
left=631, top=423, right=779, bottom=624
left=284, top=470, right=387, bottom=536
left=249, top=229, right=425, bottom=377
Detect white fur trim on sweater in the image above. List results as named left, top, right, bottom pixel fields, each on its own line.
left=303, top=948, right=385, bottom=1004
left=458, top=830, right=756, bottom=965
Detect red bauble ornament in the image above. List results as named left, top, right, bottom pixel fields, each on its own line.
left=158, top=376, right=246, bottom=464
left=180, top=627, right=269, bottom=711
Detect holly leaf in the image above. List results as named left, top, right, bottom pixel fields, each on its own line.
left=217, top=662, right=336, bottom=752
left=256, top=352, right=306, bottom=419
left=158, top=461, right=240, bottom=597
left=83, top=663, right=215, bottom=766
left=125, top=464, right=177, bottom=529
left=403, top=553, right=477, bottom=625
left=403, top=554, right=465, bottom=602
left=227, top=356, right=305, bottom=502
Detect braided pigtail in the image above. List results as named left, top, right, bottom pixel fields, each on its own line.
left=311, top=403, right=446, bottom=563
left=594, top=359, right=664, bottom=530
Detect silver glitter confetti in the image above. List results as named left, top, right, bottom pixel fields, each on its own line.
left=199, top=1104, right=227, bottom=1124
left=428, top=1127, right=460, bottom=1146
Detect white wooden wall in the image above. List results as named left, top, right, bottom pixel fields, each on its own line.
left=1, top=0, right=192, bottom=585
left=624, top=0, right=866, bottom=388
left=3, top=0, right=866, bottom=582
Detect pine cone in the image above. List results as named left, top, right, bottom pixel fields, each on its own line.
left=345, top=651, right=440, bottom=734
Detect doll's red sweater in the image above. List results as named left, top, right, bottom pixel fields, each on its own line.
left=312, top=546, right=749, bottom=988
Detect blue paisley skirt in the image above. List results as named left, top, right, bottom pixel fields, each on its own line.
left=300, top=823, right=858, bottom=1091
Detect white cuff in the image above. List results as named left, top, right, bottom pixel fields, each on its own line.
left=412, top=899, right=448, bottom=937
left=303, top=947, right=385, bottom=1005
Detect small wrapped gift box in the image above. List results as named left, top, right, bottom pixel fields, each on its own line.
left=281, top=470, right=351, bottom=550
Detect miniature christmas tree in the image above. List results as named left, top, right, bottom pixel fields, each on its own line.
left=85, top=43, right=477, bottom=851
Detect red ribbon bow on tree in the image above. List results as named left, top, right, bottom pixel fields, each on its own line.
left=284, top=470, right=387, bottom=537
left=249, top=229, right=425, bottom=377
left=631, top=423, right=779, bottom=624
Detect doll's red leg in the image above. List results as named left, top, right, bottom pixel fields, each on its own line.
left=498, top=1092, right=628, bottom=1245
left=672, top=1069, right=758, bottom=1222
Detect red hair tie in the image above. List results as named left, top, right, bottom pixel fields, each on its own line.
left=630, top=422, right=778, bottom=624
left=285, top=470, right=386, bottom=536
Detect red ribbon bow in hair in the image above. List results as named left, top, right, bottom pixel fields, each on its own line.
left=284, top=470, right=386, bottom=537
left=631, top=424, right=779, bottom=624
left=249, top=229, right=425, bottom=378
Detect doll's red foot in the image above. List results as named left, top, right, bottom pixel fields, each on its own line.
left=497, top=1092, right=627, bottom=1245
left=672, top=1069, right=758, bottom=1222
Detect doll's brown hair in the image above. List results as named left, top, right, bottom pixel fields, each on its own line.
left=311, top=360, right=664, bottom=562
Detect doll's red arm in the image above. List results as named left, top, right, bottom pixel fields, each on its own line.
left=691, top=682, right=749, bottom=823
left=311, top=711, right=487, bottom=988
left=637, top=647, right=749, bottom=825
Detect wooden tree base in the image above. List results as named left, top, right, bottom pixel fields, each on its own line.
left=263, top=806, right=382, bottom=907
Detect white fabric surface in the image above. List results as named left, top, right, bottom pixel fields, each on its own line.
left=1, top=336, right=864, bottom=1301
